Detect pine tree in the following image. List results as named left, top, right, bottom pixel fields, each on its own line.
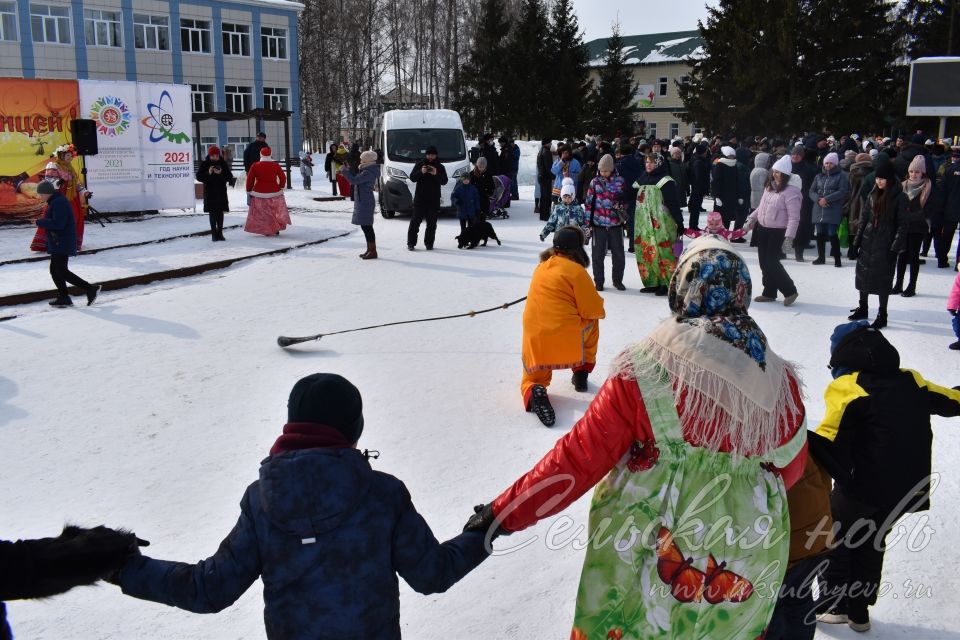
left=589, top=24, right=637, bottom=138
left=453, top=0, right=510, bottom=135
left=503, top=0, right=551, bottom=137
left=899, top=0, right=960, bottom=57
left=546, top=0, right=591, bottom=137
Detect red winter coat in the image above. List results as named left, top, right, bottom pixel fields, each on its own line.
left=246, top=160, right=286, bottom=196
left=492, top=373, right=806, bottom=533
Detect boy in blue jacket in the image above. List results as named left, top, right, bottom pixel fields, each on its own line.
left=540, top=178, right=588, bottom=242
left=114, top=374, right=490, bottom=640
left=451, top=173, right=480, bottom=235
left=34, top=180, right=100, bottom=307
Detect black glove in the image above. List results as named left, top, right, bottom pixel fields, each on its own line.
left=950, top=309, right=957, bottom=317
left=463, top=503, right=509, bottom=540
left=847, top=245, right=859, bottom=260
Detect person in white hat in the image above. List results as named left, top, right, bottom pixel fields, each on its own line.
left=743, top=155, right=802, bottom=306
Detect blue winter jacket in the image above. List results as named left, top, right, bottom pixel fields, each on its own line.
left=35, top=191, right=76, bottom=256
left=451, top=180, right=480, bottom=220
left=119, top=447, right=489, bottom=640
left=341, top=164, right=380, bottom=226
left=551, top=158, right=582, bottom=191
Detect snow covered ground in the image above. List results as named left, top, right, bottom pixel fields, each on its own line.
left=2, top=169, right=960, bottom=639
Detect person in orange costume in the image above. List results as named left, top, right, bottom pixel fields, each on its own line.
left=521, top=225, right=605, bottom=426
left=30, top=144, right=91, bottom=252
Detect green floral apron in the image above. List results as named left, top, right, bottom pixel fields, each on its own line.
left=634, top=177, right=679, bottom=289
left=570, top=353, right=806, bottom=640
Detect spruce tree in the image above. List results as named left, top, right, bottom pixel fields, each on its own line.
left=503, top=0, right=551, bottom=137
left=546, top=0, right=591, bottom=138
left=589, top=24, right=637, bottom=138
left=899, top=0, right=960, bottom=57
left=453, top=0, right=510, bottom=135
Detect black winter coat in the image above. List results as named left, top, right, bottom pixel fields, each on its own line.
left=689, top=156, right=711, bottom=196
left=710, top=159, right=738, bottom=217
left=410, top=158, right=448, bottom=207
left=938, top=159, right=960, bottom=224
left=243, top=140, right=267, bottom=172
left=197, top=157, right=235, bottom=213
left=902, top=181, right=932, bottom=235
left=481, top=143, right=500, bottom=176
left=636, top=163, right=684, bottom=232
left=577, top=163, right=598, bottom=204
left=536, top=146, right=553, bottom=182
left=853, top=182, right=908, bottom=295
left=792, top=159, right=817, bottom=219
left=616, top=154, right=645, bottom=204
left=470, top=168, right=495, bottom=214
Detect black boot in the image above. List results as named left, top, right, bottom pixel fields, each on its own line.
left=86, top=284, right=102, bottom=306
left=216, top=212, right=226, bottom=241
left=848, top=304, right=868, bottom=321
left=209, top=212, right=218, bottom=241
left=891, top=280, right=903, bottom=295
left=572, top=371, right=588, bottom=392
left=829, top=235, right=842, bottom=267
left=812, top=234, right=826, bottom=265
left=527, top=385, right=556, bottom=426
left=871, top=310, right=888, bottom=329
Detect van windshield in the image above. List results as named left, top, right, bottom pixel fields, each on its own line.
left=386, top=129, right=465, bottom=163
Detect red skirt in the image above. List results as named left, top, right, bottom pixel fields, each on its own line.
left=244, top=195, right=291, bottom=235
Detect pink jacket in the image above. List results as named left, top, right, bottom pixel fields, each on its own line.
left=746, top=185, right=802, bottom=239
left=948, top=272, right=960, bottom=311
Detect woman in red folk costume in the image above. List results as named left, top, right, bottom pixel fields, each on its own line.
left=30, top=144, right=91, bottom=252
left=244, top=146, right=291, bottom=236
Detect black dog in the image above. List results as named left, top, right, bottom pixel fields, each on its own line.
left=455, top=220, right=501, bottom=249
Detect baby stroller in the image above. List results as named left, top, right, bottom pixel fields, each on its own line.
left=487, top=175, right=512, bottom=219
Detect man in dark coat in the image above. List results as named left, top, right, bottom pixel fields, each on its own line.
left=935, top=147, right=960, bottom=268
left=196, top=145, right=236, bottom=242
left=711, top=145, right=739, bottom=228
left=243, top=132, right=267, bottom=172
left=812, top=322, right=960, bottom=633
left=895, top=133, right=933, bottom=181
left=791, top=145, right=818, bottom=261
left=536, top=138, right=554, bottom=221
left=616, top=144, right=645, bottom=252
left=34, top=181, right=100, bottom=307
left=480, top=134, right=500, bottom=176
left=115, top=374, right=489, bottom=640
left=687, top=142, right=711, bottom=231
left=407, top=146, right=448, bottom=250
left=2, top=525, right=141, bottom=639
left=734, top=147, right=752, bottom=238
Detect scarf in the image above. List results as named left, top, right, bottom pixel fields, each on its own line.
left=269, top=422, right=353, bottom=456
left=902, top=177, right=931, bottom=208
left=613, top=236, right=802, bottom=456
left=358, top=161, right=377, bottom=171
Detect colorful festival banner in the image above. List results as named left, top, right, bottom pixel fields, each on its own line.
left=0, top=79, right=80, bottom=221
left=0, top=78, right=194, bottom=221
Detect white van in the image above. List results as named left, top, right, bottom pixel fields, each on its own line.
left=373, top=109, right=470, bottom=218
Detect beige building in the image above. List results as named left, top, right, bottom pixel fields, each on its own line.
left=586, top=30, right=704, bottom=141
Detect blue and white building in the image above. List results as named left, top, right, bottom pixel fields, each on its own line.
left=0, top=0, right=303, bottom=157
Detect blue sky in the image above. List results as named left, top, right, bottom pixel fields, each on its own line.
left=570, top=0, right=715, bottom=43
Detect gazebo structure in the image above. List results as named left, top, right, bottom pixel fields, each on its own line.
left=192, top=108, right=294, bottom=188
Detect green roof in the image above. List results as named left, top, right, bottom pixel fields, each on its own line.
left=586, top=30, right=703, bottom=67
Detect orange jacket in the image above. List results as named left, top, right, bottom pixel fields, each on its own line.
left=521, top=255, right=605, bottom=372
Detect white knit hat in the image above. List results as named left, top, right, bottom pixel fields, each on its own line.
left=721, top=145, right=736, bottom=158
left=560, top=177, right=576, bottom=198
left=823, top=152, right=839, bottom=166
left=772, top=155, right=793, bottom=176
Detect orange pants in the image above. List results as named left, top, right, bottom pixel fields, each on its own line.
left=520, top=321, right=598, bottom=408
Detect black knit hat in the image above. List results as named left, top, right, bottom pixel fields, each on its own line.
left=425, top=145, right=438, bottom=155
left=875, top=162, right=896, bottom=181
left=553, top=226, right=589, bottom=266
left=287, top=374, right=364, bottom=443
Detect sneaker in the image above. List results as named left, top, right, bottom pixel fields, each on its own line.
left=527, top=385, right=556, bottom=426
left=86, top=284, right=102, bottom=306
left=572, top=371, right=588, bottom=392
left=847, top=608, right=871, bottom=632
left=783, top=293, right=798, bottom=307
left=754, top=295, right=776, bottom=303
left=949, top=341, right=960, bottom=350
left=613, top=282, right=626, bottom=291
left=49, top=297, right=73, bottom=308
left=816, top=609, right=848, bottom=625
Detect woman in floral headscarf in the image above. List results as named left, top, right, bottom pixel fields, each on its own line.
left=30, top=144, right=91, bottom=252
left=465, top=237, right=808, bottom=640
left=634, top=152, right=685, bottom=295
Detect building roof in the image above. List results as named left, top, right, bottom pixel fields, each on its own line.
left=229, top=0, right=304, bottom=11
left=586, top=30, right=704, bottom=67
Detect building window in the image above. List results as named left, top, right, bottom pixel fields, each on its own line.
left=224, top=85, right=252, bottom=113
left=30, top=3, right=71, bottom=44
left=191, top=84, right=215, bottom=113
left=180, top=18, right=211, bottom=53
left=263, top=87, right=288, bottom=110
left=692, top=123, right=704, bottom=136
left=658, top=76, right=668, bottom=97
left=679, top=74, right=690, bottom=86
left=647, top=123, right=657, bottom=140
left=0, top=2, right=18, bottom=41
left=134, top=13, right=168, bottom=50
left=84, top=8, right=121, bottom=47
left=261, top=26, right=287, bottom=60
left=669, top=123, right=679, bottom=140
left=221, top=22, right=249, bottom=56
left=226, top=136, right=247, bottom=161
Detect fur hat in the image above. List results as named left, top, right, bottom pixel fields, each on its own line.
left=875, top=162, right=896, bottom=181
left=287, top=373, right=364, bottom=443
left=823, top=152, right=839, bottom=166
left=855, top=153, right=871, bottom=163
left=598, top=153, right=615, bottom=172
left=560, top=177, right=576, bottom=198
left=772, top=155, right=793, bottom=176
left=908, top=154, right=926, bottom=175
left=37, top=180, right=56, bottom=195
